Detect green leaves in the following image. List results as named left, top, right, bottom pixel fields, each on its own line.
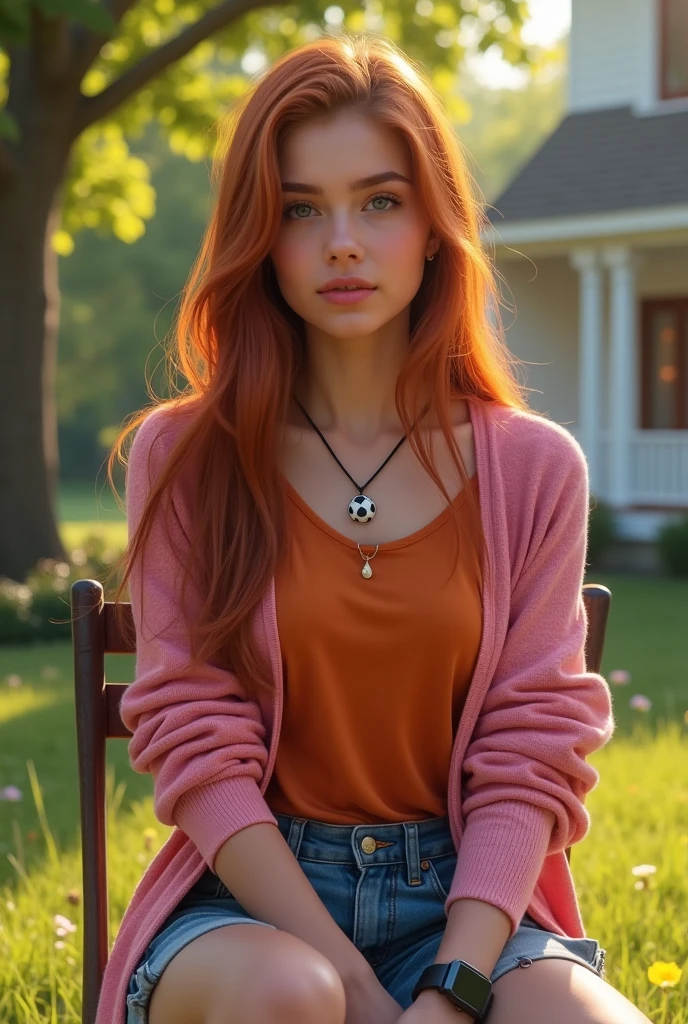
left=0, top=107, right=18, bottom=140
left=37, top=0, right=115, bottom=33
left=59, top=122, right=156, bottom=247
left=0, top=0, right=115, bottom=45
left=3, top=0, right=532, bottom=244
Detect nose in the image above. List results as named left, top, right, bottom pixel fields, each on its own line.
left=325, top=212, right=364, bottom=263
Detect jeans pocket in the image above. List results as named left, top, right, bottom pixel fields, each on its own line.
left=424, top=852, right=457, bottom=902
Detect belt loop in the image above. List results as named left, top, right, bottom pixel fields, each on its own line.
left=286, top=818, right=306, bottom=858
left=404, top=821, right=421, bottom=885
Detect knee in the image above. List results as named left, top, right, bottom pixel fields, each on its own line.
left=262, top=948, right=347, bottom=1024
left=205, top=935, right=347, bottom=1024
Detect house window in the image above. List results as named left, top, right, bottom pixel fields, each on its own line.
left=661, top=0, right=688, bottom=99
left=641, top=299, right=688, bottom=428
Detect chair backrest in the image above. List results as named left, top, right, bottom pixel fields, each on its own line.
left=71, top=578, right=612, bottom=1024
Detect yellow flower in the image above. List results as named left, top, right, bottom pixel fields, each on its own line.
left=647, top=961, right=682, bottom=988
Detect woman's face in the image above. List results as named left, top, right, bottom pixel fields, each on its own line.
left=269, top=107, right=437, bottom=340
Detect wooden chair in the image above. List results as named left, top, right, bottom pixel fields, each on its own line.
left=71, top=577, right=612, bottom=1024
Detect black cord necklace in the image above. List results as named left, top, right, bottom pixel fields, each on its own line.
left=292, top=394, right=430, bottom=576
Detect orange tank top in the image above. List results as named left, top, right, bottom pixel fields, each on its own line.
left=265, top=474, right=483, bottom=823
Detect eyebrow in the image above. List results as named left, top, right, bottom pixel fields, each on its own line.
left=280, top=171, right=413, bottom=195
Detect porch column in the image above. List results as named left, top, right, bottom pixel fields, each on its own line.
left=602, top=246, right=638, bottom=510
left=570, top=249, right=604, bottom=496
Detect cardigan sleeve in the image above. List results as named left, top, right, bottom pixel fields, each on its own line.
left=120, top=409, right=279, bottom=873
left=445, top=436, right=615, bottom=938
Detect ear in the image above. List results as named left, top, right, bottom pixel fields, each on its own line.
left=425, top=233, right=440, bottom=261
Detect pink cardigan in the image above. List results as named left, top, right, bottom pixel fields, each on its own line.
left=95, top=397, right=615, bottom=1024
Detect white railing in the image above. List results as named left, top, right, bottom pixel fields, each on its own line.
left=569, top=427, right=688, bottom=507
left=630, top=431, right=688, bottom=506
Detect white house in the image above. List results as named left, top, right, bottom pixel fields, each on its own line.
left=482, top=0, right=688, bottom=546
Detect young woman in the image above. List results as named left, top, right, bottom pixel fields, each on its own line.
left=101, top=33, right=648, bottom=1024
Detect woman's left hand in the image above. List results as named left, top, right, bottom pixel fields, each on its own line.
left=396, top=989, right=476, bottom=1022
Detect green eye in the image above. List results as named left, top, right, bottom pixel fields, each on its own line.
left=282, top=192, right=401, bottom=219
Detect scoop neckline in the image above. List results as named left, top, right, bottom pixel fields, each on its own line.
left=282, top=472, right=478, bottom=552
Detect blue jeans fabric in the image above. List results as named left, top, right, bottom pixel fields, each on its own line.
left=126, top=812, right=606, bottom=1022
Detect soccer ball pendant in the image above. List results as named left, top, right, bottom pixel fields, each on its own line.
left=348, top=493, right=376, bottom=523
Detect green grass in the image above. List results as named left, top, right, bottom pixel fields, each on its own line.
left=57, top=481, right=126, bottom=524
left=0, top=499, right=686, bottom=1021
left=57, top=481, right=128, bottom=557
left=0, top=651, right=686, bottom=1021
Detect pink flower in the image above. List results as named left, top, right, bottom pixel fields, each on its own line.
left=0, top=786, right=22, bottom=801
left=629, top=694, right=652, bottom=712
left=5, top=675, right=22, bottom=689
left=608, top=669, right=631, bottom=685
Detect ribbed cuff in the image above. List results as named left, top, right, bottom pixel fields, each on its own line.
left=173, top=775, right=279, bottom=873
left=444, top=801, right=553, bottom=940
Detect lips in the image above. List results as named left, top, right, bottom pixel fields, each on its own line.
left=318, top=277, right=376, bottom=292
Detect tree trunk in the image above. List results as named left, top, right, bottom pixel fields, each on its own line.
left=0, top=79, right=73, bottom=581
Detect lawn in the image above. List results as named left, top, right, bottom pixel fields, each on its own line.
left=57, top=480, right=127, bottom=557
left=0, top=507, right=686, bottom=1021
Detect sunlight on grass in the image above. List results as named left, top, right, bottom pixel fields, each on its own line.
left=0, top=690, right=64, bottom=726
left=59, top=522, right=128, bottom=554
left=0, top=725, right=686, bottom=1022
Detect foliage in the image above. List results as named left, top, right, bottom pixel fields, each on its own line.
left=0, top=538, right=125, bottom=645
left=657, top=514, right=688, bottom=578
left=587, top=497, right=619, bottom=570
left=1, top=0, right=535, bottom=249
left=454, top=38, right=567, bottom=201
left=0, top=0, right=114, bottom=45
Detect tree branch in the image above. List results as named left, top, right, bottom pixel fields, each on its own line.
left=74, top=0, right=271, bottom=134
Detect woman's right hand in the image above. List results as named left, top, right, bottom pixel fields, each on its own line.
left=342, top=964, right=404, bottom=1024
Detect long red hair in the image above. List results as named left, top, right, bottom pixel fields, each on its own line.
left=106, top=33, right=533, bottom=700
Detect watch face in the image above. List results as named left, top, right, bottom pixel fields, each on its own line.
left=447, top=962, right=491, bottom=1008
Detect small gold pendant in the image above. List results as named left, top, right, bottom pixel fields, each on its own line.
left=358, top=542, right=378, bottom=580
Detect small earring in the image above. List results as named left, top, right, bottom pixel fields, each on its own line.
left=426, top=254, right=435, bottom=262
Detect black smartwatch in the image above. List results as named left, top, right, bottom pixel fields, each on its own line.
left=411, top=960, right=494, bottom=1021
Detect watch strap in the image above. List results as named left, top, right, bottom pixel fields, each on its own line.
left=411, top=961, right=494, bottom=1021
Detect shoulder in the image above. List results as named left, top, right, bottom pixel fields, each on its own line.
left=481, top=402, right=588, bottom=492
left=127, top=402, right=199, bottom=484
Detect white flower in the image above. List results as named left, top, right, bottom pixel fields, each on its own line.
left=631, top=864, right=657, bottom=878
left=0, top=786, right=22, bottom=802
left=53, top=914, right=77, bottom=936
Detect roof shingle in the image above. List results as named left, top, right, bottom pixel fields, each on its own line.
left=487, top=105, right=688, bottom=223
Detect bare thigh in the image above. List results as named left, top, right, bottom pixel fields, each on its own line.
left=488, top=958, right=652, bottom=1024
left=147, top=923, right=347, bottom=1024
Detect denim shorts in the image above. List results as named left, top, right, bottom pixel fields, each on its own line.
left=126, top=812, right=606, bottom=1022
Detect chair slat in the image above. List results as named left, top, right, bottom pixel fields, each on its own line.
left=105, top=684, right=132, bottom=739
left=103, top=602, right=134, bottom=654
